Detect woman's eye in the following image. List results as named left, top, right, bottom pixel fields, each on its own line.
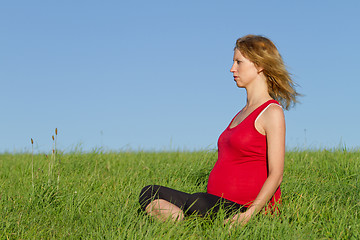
left=237, top=61, right=241, bottom=64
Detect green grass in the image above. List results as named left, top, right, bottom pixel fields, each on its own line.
left=0, top=149, right=359, bottom=239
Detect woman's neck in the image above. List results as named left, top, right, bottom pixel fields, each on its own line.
left=245, top=79, right=271, bottom=107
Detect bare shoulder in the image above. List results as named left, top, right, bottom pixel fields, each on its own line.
left=261, top=104, right=285, bottom=131
left=263, top=104, right=284, bottom=118
left=255, top=104, right=285, bottom=135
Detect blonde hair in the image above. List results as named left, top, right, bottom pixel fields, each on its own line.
left=235, top=35, right=299, bottom=110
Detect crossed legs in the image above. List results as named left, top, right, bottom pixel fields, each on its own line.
left=139, top=185, right=245, bottom=221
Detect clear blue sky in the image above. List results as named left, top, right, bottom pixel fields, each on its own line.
left=1, top=0, right=359, bottom=153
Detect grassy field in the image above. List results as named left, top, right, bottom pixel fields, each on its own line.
left=0, top=149, right=359, bottom=239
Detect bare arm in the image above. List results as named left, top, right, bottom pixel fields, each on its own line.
left=225, top=104, right=285, bottom=226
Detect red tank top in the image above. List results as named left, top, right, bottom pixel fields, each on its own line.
left=207, top=100, right=281, bottom=207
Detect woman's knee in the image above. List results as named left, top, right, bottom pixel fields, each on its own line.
left=184, top=193, right=218, bottom=216
left=139, top=185, right=161, bottom=211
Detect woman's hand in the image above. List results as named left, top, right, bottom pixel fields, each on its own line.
left=223, top=208, right=255, bottom=228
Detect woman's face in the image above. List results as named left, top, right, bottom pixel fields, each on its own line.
left=230, top=49, right=261, bottom=88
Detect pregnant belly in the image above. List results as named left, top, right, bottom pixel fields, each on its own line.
left=207, top=162, right=267, bottom=206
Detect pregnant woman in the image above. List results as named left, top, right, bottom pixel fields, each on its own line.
left=139, top=34, right=299, bottom=226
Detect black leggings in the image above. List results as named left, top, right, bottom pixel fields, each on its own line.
left=139, top=185, right=246, bottom=218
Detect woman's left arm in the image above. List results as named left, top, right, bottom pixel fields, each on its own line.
left=225, top=104, right=285, bottom=226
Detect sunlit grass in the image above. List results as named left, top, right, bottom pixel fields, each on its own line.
left=0, top=149, right=359, bottom=239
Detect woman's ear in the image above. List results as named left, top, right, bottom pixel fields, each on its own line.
left=254, top=63, right=264, bottom=74
left=256, top=67, right=264, bottom=74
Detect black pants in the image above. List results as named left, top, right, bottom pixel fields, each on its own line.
left=139, top=185, right=246, bottom=218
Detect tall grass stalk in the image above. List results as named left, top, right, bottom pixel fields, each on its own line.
left=31, top=138, right=34, bottom=194
left=54, top=128, right=60, bottom=190
left=55, top=128, right=59, bottom=164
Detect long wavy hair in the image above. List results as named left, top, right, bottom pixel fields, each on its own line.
left=235, top=35, right=299, bottom=110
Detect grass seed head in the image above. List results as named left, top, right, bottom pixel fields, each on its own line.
left=55, top=128, right=58, bottom=135
left=52, top=135, right=55, bottom=141
left=31, top=138, right=34, bottom=145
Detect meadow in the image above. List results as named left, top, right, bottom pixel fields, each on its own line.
left=0, top=149, right=359, bottom=239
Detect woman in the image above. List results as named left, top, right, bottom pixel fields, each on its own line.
left=139, top=35, right=299, bottom=226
